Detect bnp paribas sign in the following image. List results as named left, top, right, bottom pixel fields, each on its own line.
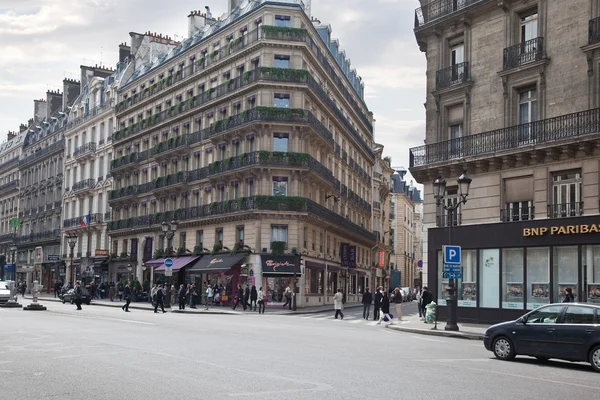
left=523, top=224, right=600, bottom=237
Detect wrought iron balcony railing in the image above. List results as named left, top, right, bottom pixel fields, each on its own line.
left=414, top=0, right=484, bottom=29
left=547, top=202, right=584, bottom=218
left=409, top=107, right=600, bottom=168
left=0, top=157, right=18, bottom=171
left=0, top=179, right=19, bottom=192
left=72, top=178, right=96, bottom=192
left=501, top=206, right=535, bottom=222
left=0, top=233, right=14, bottom=243
left=436, top=62, right=469, bottom=90
left=66, top=102, right=113, bottom=131
left=436, top=213, right=462, bottom=227
left=373, top=201, right=381, bottom=210
left=503, top=37, right=545, bottom=70
left=63, top=213, right=104, bottom=228
left=589, top=17, right=600, bottom=44
left=19, top=139, right=65, bottom=167
left=14, top=229, right=61, bottom=245
left=73, top=142, right=97, bottom=158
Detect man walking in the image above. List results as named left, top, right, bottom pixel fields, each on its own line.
left=232, top=284, right=245, bottom=310
left=362, top=288, right=372, bottom=320
left=154, top=285, right=166, bottom=313
left=333, top=288, right=344, bottom=319
left=74, top=281, right=83, bottom=310
left=122, top=281, right=131, bottom=312
left=282, top=285, right=292, bottom=310
left=373, top=286, right=383, bottom=321
left=54, top=280, right=62, bottom=298
left=205, top=285, right=214, bottom=310
left=178, top=284, right=187, bottom=310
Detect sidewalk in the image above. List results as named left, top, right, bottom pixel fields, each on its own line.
left=385, top=311, right=488, bottom=340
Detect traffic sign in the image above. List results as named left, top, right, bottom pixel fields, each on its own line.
left=9, top=218, right=19, bottom=228
left=443, top=263, right=462, bottom=279
left=443, top=245, right=461, bottom=264
left=164, top=258, right=173, bottom=268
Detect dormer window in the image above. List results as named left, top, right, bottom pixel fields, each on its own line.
left=275, top=15, right=291, bottom=27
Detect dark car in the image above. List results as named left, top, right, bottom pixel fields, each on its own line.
left=62, top=288, right=92, bottom=305
left=484, top=303, right=600, bottom=372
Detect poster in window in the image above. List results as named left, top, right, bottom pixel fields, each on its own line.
left=504, top=283, right=524, bottom=309
left=588, top=284, right=600, bottom=303
left=530, top=283, right=549, bottom=308
left=459, top=282, right=476, bottom=307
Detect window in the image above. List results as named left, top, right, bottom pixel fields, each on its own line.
left=196, top=230, right=203, bottom=248
left=275, top=15, right=291, bottom=27
left=525, top=305, right=564, bottom=324
left=564, top=306, right=595, bottom=324
left=179, top=232, right=186, bottom=251
left=450, top=43, right=465, bottom=82
left=248, top=179, right=255, bottom=196
left=274, top=94, right=290, bottom=108
left=527, top=247, right=550, bottom=309
left=479, top=249, right=499, bottom=308
left=520, top=11, right=538, bottom=44
left=582, top=245, right=600, bottom=304
left=216, top=228, right=223, bottom=246
left=274, top=55, right=290, bottom=69
left=436, top=188, right=460, bottom=227
left=272, top=177, right=288, bottom=196
left=248, top=136, right=255, bottom=152
left=233, top=183, right=239, bottom=200
left=502, top=248, right=524, bottom=309
left=271, top=225, right=288, bottom=244
left=459, top=250, right=477, bottom=307
left=550, top=170, right=582, bottom=217
left=518, top=87, right=537, bottom=141
left=237, top=225, right=244, bottom=245
left=273, top=133, right=289, bottom=152
left=447, top=104, right=463, bottom=157
left=503, top=176, right=534, bottom=221
left=553, top=246, right=578, bottom=303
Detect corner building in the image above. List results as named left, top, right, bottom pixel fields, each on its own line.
left=108, top=0, right=376, bottom=307
left=410, top=0, right=600, bottom=323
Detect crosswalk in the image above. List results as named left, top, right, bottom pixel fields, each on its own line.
left=297, top=311, right=394, bottom=327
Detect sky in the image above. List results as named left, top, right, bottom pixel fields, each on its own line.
left=0, top=0, right=426, bottom=186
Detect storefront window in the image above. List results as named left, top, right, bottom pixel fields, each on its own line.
left=305, top=268, right=312, bottom=295
left=479, top=249, right=500, bottom=308
left=459, top=250, right=477, bottom=307
left=437, top=251, right=447, bottom=306
left=553, top=246, right=578, bottom=302
left=527, top=247, right=550, bottom=309
left=359, top=276, right=365, bottom=294
left=502, top=248, right=524, bottom=310
left=327, top=271, right=338, bottom=294
left=265, top=276, right=290, bottom=303
left=350, top=274, right=357, bottom=294
left=305, top=268, right=323, bottom=294
left=583, top=245, right=600, bottom=304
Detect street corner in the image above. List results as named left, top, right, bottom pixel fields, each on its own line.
left=385, top=323, right=485, bottom=341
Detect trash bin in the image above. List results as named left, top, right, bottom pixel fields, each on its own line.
left=425, top=301, right=437, bottom=324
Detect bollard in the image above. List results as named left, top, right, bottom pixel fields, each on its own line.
left=24, top=280, right=47, bottom=311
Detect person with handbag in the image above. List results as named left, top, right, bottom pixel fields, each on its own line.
left=393, top=287, right=404, bottom=321
left=376, top=291, right=393, bottom=325
left=122, top=281, right=131, bottom=312
left=282, top=286, right=292, bottom=310
left=257, top=287, right=265, bottom=314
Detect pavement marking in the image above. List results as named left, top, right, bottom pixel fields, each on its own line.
left=408, top=335, right=448, bottom=343
left=0, top=370, right=13, bottom=373
left=348, top=319, right=364, bottom=324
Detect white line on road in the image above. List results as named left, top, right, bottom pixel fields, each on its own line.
left=408, top=335, right=448, bottom=343
left=348, top=320, right=364, bottom=324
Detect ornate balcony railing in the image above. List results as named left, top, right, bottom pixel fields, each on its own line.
left=503, top=37, right=545, bottom=70
left=72, top=178, right=96, bottom=192
left=409, top=108, right=600, bottom=167
left=0, top=157, right=18, bottom=171
left=14, top=229, right=61, bottom=245
left=66, top=102, right=113, bottom=130
left=436, top=213, right=462, bottom=227
left=348, top=189, right=371, bottom=212
left=63, top=213, right=103, bottom=228
left=0, top=233, right=14, bottom=243
left=348, top=158, right=371, bottom=184
left=0, top=179, right=19, bottom=192
left=414, top=0, right=484, bottom=29
left=436, top=62, right=469, bottom=90
left=19, top=139, right=65, bottom=167
left=73, top=142, right=97, bottom=158
left=547, top=202, right=584, bottom=219
left=501, top=206, right=535, bottom=222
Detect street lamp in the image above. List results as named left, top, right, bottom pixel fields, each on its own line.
left=433, top=170, right=472, bottom=332
left=127, top=263, right=132, bottom=281
left=161, top=220, right=179, bottom=256
left=9, top=244, right=17, bottom=281
left=66, top=234, right=78, bottom=285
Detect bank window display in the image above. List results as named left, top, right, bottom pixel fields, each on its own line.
left=502, top=248, right=524, bottom=310
left=437, top=251, right=447, bottom=306
left=553, top=246, right=578, bottom=302
left=583, top=245, right=600, bottom=304
left=350, top=274, right=357, bottom=295
left=459, top=250, right=477, bottom=307
left=527, top=247, right=550, bottom=309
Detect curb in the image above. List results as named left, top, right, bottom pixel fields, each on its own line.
left=37, top=297, right=162, bottom=312
left=170, top=309, right=240, bottom=315
left=277, top=303, right=363, bottom=316
left=385, top=324, right=485, bottom=340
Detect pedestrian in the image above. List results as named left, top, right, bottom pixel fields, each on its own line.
left=150, top=284, right=158, bottom=307
left=191, top=284, right=199, bottom=308
left=122, top=281, right=131, bottom=312
left=563, top=287, right=575, bottom=303
left=377, top=291, right=393, bottom=325
left=54, top=281, right=61, bottom=298
left=178, top=284, right=187, bottom=310
left=154, top=285, right=166, bottom=313
left=244, top=286, right=251, bottom=309
left=186, top=284, right=192, bottom=308
left=416, top=287, right=423, bottom=318
left=232, top=285, right=245, bottom=310
left=74, top=281, right=83, bottom=310
left=362, top=288, right=372, bottom=320
left=282, top=285, right=292, bottom=310
left=109, top=282, right=116, bottom=302
left=257, top=286, right=265, bottom=314
left=250, top=285, right=258, bottom=311
left=205, top=285, right=214, bottom=309
left=393, top=287, right=403, bottom=321
left=118, top=282, right=124, bottom=301
left=373, top=286, right=383, bottom=321
left=333, top=288, right=344, bottom=319
left=421, top=286, right=433, bottom=321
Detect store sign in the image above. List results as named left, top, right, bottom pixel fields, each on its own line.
left=47, top=255, right=60, bottom=261
left=95, top=249, right=109, bottom=257
left=261, top=255, right=300, bottom=274
left=523, top=224, right=600, bottom=237
left=378, top=251, right=385, bottom=267
left=209, top=258, right=225, bottom=265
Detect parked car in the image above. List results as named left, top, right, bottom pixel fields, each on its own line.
left=0, top=281, right=11, bottom=302
left=62, top=288, right=92, bottom=305
left=401, top=287, right=414, bottom=302
left=484, top=303, right=600, bottom=373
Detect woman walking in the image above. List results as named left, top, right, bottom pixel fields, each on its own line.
left=333, top=289, right=344, bottom=319
left=377, top=291, right=393, bottom=325
left=257, top=287, right=265, bottom=314
left=250, top=285, right=258, bottom=311
left=393, top=287, right=403, bottom=321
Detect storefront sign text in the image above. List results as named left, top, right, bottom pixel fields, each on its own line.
left=523, top=224, right=600, bottom=237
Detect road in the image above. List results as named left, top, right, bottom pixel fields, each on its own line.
left=0, top=300, right=598, bottom=400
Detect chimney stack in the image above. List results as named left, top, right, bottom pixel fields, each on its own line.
left=119, top=42, right=131, bottom=63
left=188, top=10, right=207, bottom=38
left=7, top=131, right=17, bottom=141
left=33, top=99, right=47, bottom=123
left=19, top=123, right=28, bottom=133
left=62, top=78, right=81, bottom=110
left=46, top=90, right=63, bottom=119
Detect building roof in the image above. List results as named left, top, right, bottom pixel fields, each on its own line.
left=0, top=132, right=25, bottom=159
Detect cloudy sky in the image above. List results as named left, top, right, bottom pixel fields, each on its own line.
left=0, top=0, right=426, bottom=183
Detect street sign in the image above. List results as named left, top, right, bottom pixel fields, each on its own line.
left=164, top=258, right=173, bottom=277
left=9, top=218, right=19, bottom=228
left=165, top=268, right=173, bottom=277
left=443, top=263, right=462, bottom=279
left=443, top=245, right=461, bottom=264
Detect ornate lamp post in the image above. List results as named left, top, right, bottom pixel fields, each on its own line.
left=66, top=234, right=78, bottom=285
left=9, top=244, right=17, bottom=281
left=433, top=170, right=472, bottom=332
left=161, top=220, right=178, bottom=291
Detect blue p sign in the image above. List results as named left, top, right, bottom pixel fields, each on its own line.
left=443, top=245, right=461, bottom=264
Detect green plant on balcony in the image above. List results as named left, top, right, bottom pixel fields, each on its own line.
left=271, top=241, right=286, bottom=256
left=192, top=245, right=203, bottom=256
left=260, top=67, right=309, bottom=81
left=187, top=97, right=195, bottom=107
left=261, top=25, right=307, bottom=39
left=151, top=114, right=158, bottom=124
left=211, top=243, right=223, bottom=254
left=211, top=120, right=221, bottom=131
left=255, top=195, right=307, bottom=211
left=165, top=174, right=172, bottom=184
left=383, top=156, right=392, bottom=166
left=208, top=202, right=217, bottom=213
left=129, top=153, right=136, bottom=162
left=126, top=98, right=132, bottom=106
left=255, top=106, right=306, bottom=120
left=208, top=161, right=218, bottom=172
left=223, top=200, right=233, bottom=212
left=108, top=221, right=114, bottom=230
left=243, top=71, right=251, bottom=81
left=119, top=252, right=129, bottom=260
left=153, top=248, right=164, bottom=259
left=227, top=79, right=234, bottom=89
left=175, top=71, right=182, bottom=80
left=210, top=50, right=219, bottom=59
left=229, top=37, right=242, bottom=48
left=126, top=125, right=133, bottom=133
left=176, top=171, right=184, bottom=181
left=226, top=156, right=235, bottom=167
left=196, top=59, right=204, bottom=69
left=168, top=137, right=175, bottom=148
left=117, top=101, right=125, bottom=111
left=155, top=177, right=163, bottom=187
left=223, top=116, right=232, bottom=127
left=177, top=102, right=184, bottom=113
left=230, top=242, right=240, bottom=255
left=167, top=75, right=173, bottom=85
left=176, top=247, right=186, bottom=256
left=237, top=196, right=246, bottom=209
left=109, top=252, right=118, bottom=259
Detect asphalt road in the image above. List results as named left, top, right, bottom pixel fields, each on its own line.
left=0, top=300, right=599, bottom=400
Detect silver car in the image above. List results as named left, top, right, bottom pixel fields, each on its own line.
left=0, top=281, right=11, bottom=302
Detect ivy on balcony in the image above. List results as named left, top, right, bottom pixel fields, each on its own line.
left=261, top=25, right=307, bottom=40
left=259, top=67, right=309, bottom=81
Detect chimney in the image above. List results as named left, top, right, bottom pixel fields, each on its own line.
left=63, top=78, right=81, bottom=110
left=188, top=10, right=207, bottom=38
left=33, top=99, right=47, bottom=123
left=7, top=131, right=17, bottom=141
left=19, top=123, right=28, bottom=133
left=46, top=90, right=63, bottom=118
left=228, top=0, right=243, bottom=13
left=119, top=42, right=131, bottom=63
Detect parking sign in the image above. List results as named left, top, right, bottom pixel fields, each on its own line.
left=443, top=245, right=461, bottom=264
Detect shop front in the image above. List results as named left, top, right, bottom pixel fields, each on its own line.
left=152, top=256, right=200, bottom=287
left=187, top=253, right=248, bottom=307
left=429, top=215, right=600, bottom=324
left=261, top=255, right=301, bottom=307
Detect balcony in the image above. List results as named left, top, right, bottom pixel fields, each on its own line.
left=19, top=139, right=65, bottom=168
left=436, top=213, right=462, bottom=227
left=389, top=213, right=395, bottom=220
left=0, top=233, right=14, bottom=243
left=66, top=102, right=112, bottom=131
left=108, top=196, right=376, bottom=243
left=590, top=17, right=600, bottom=44
left=547, top=202, right=584, bottom=219
left=436, top=62, right=469, bottom=90
left=73, top=142, right=97, bottom=160
left=503, top=37, right=545, bottom=70
left=72, top=178, right=96, bottom=193
left=348, top=189, right=371, bottom=212
left=0, top=157, right=18, bottom=171
left=14, top=229, right=60, bottom=245
left=0, top=179, right=19, bottom=193
left=409, top=108, right=600, bottom=170
left=348, top=158, right=371, bottom=184
left=414, top=0, right=484, bottom=29
left=501, top=206, right=535, bottom=222
left=151, top=171, right=188, bottom=194
left=63, top=213, right=104, bottom=229
left=109, top=185, right=138, bottom=201
left=373, top=201, right=381, bottom=210
left=374, top=231, right=381, bottom=242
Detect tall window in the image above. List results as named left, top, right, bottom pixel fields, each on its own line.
left=450, top=43, right=465, bottom=82
left=437, top=188, right=460, bottom=227
left=274, top=94, right=290, bottom=108
left=274, top=15, right=291, bottom=27
left=237, top=225, right=244, bottom=245
left=518, top=87, right=537, bottom=141
left=233, top=183, right=239, bottom=200
left=248, top=179, right=255, bottom=196
left=215, top=228, right=223, bottom=246
left=274, top=55, right=290, bottom=69
left=272, top=177, right=288, bottom=196
left=447, top=104, right=463, bottom=157
left=179, top=232, right=186, bottom=251
left=196, top=230, right=203, bottom=248
left=248, top=137, right=255, bottom=152
left=520, top=11, right=538, bottom=44
left=271, top=225, right=288, bottom=244
left=273, top=133, right=289, bottom=152
left=551, top=170, right=582, bottom=217
left=503, top=176, right=534, bottom=222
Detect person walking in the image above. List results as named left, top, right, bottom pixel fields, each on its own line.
left=154, top=285, right=166, bottom=313
left=250, top=285, right=258, bottom=311
left=205, top=285, right=214, bottom=310
left=150, top=284, right=158, bottom=307
left=362, top=288, right=372, bottom=320
left=282, top=285, right=292, bottom=310
left=377, top=291, right=393, bottom=325
left=393, top=287, right=404, bottom=321
left=421, top=286, right=433, bottom=321
left=109, top=282, right=116, bottom=302
left=257, top=287, right=265, bottom=314
left=563, top=287, right=575, bottom=303
left=333, top=288, right=344, bottom=319
left=373, top=286, right=383, bottom=321
left=416, top=287, right=423, bottom=319
left=232, top=285, right=245, bottom=310
left=178, top=284, right=187, bottom=310
left=122, top=281, right=131, bottom=312
left=74, top=281, right=83, bottom=310
left=190, top=284, right=199, bottom=309
left=244, top=286, right=251, bottom=309
left=54, top=280, right=62, bottom=298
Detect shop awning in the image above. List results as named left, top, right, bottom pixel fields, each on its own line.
left=155, top=256, right=200, bottom=273
left=188, top=253, right=246, bottom=273
left=261, top=255, right=301, bottom=275
left=146, top=258, right=165, bottom=268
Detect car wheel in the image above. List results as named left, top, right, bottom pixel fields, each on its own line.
left=493, top=336, right=516, bottom=361
left=590, top=345, right=600, bottom=373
